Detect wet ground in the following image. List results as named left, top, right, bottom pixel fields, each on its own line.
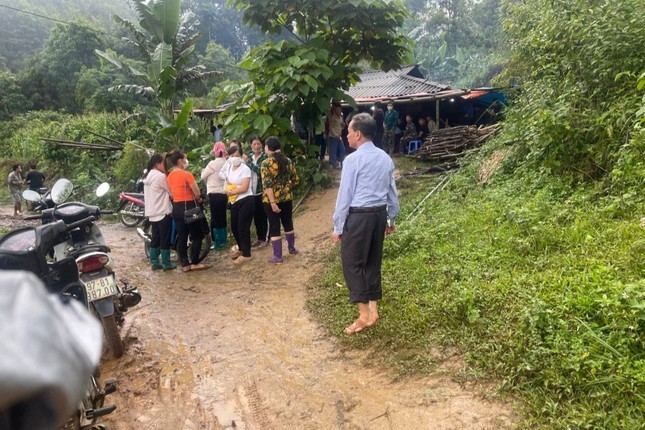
left=1, top=179, right=516, bottom=429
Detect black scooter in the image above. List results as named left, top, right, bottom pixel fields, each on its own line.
left=25, top=179, right=141, bottom=359
left=0, top=218, right=118, bottom=429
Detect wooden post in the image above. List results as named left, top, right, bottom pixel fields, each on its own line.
left=435, top=99, right=440, bottom=129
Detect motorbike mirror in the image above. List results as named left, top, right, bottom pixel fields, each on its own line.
left=51, top=179, right=73, bottom=204
left=96, top=182, right=110, bottom=197
left=22, top=189, right=41, bottom=203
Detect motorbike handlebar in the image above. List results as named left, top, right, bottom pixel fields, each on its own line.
left=66, top=216, right=96, bottom=231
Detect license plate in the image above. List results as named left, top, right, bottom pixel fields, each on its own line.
left=84, top=275, right=118, bottom=302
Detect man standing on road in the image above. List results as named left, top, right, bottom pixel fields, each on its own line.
left=25, top=163, right=45, bottom=192
left=7, top=164, right=24, bottom=217
left=324, top=100, right=346, bottom=169
left=332, top=113, right=399, bottom=335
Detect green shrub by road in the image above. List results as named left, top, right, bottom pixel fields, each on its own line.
left=309, top=158, right=644, bottom=429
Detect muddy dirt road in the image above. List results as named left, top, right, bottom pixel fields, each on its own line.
left=1, top=179, right=515, bottom=429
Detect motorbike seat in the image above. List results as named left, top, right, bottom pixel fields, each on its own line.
left=67, top=244, right=111, bottom=258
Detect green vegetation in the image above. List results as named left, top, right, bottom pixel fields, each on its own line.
left=310, top=160, right=644, bottom=428
left=1, top=2, right=643, bottom=425
left=221, top=0, right=411, bottom=143
left=309, top=0, right=645, bottom=427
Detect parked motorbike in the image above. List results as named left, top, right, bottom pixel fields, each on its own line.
left=23, top=186, right=54, bottom=212
left=24, top=179, right=141, bottom=359
left=117, top=192, right=145, bottom=227
left=117, top=172, right=146, bottom=227
left=0, top=186, right=118, bottom=428
left=136, top=211, right=212, bottom=264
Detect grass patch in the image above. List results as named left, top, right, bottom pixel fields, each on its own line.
left=308, top=158, right=645, bottom=429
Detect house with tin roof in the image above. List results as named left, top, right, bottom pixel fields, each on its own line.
left=345, top=65, right=505, bottom=128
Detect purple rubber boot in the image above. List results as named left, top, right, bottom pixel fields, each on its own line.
left=285, top=232, right=298, bottom=255
left=268, top=239, right=283, bottom=264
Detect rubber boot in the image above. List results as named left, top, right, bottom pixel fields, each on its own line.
left=210, top=229, right=217, bottom=250
left=214, top=227, right=228, bottom=250
left=160, top=249, right=176, bottom=270
left=149, top=247, right=163, bottom=270
left=285, top=232, right=298, bottom=255
left=268, top=239, right=283, bottom=264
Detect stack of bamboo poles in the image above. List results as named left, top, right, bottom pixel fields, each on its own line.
left=405, top=124, right=501, bottom=175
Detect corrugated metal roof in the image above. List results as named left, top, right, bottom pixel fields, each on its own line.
left=348, top=65, right=459, bottom=103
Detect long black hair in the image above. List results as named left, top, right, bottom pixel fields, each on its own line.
left=143, top=153, right=165, bottom=179
left=265, top=136, right=288, bottom=176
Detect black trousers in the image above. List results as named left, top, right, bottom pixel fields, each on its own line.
left=263, top=200, right=294, bottom=237
left=340, top=209, right=387, bottom=303
left=230, top=196, right=254, bottom=257
left=253, top=194, right=268, bottom=242
left=150, top=214, right=172, bottom=250
left=373, top=131, right=384, bottom=149
left=208, top=193, right=228, bottom=230
left=172, top=201, right=204, bottom=267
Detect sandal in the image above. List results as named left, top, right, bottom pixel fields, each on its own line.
left=190, top=263, right=211, bottom=271
left=344, top=318, right=369, bottom=335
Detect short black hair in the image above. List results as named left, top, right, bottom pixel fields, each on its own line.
left=349, top=113, right=376, bottom=139
left=12, top=164, right=20, bottom=171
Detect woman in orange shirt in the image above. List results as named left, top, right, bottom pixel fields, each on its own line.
left=167, top=149, right=210, bottom=272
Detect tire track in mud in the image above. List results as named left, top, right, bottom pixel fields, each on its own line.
left=236, top=377, right=271, bottom=430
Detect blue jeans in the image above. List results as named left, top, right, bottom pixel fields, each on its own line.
left=327, top=136, right=345, bottom=168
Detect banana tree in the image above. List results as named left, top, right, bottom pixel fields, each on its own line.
left=96, top=0, right=221, bottom=120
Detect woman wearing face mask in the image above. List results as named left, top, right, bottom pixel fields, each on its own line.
left=167, top=149, right=209, bottom=272
left=224, top=146, right=255, bottom=264
left=248, top=136, right=269, bottom=248
left=201, top=141, right=229, bottom=250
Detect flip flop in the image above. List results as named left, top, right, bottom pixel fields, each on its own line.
left=344, top=318, right=369, bottom=335
left=190, top=263, right=211, bottom=271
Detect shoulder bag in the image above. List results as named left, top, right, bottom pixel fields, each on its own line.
left=183, top=174, right=205, bottom=225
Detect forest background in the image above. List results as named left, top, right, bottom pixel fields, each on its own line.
left=0, top=0, right=644, bottom=428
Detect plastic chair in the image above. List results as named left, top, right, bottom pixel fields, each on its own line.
left=407, top=140, right=421, bottom=155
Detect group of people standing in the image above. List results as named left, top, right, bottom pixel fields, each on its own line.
left=7, top=163, right=46, bottom=217
left=142, top=136, right=300, bottom=273
left=321, top=100, right=439, bottom=164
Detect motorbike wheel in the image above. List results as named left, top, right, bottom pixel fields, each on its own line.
left=188, top=226, right=212, bottom=264
left=102, top=314, right=124, bottom=359
left=119, top=202, right=143, bottom=228
left=143, top=222, right=152, bottom=259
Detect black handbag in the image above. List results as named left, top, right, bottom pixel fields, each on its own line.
left=183, top=180, right=205, bottom=225
left=184, top=205, right=205, bottom=224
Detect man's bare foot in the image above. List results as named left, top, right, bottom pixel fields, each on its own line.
left=344, top=318, right=369, bottom=335
left=366, top=314, right=379, bottom=327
